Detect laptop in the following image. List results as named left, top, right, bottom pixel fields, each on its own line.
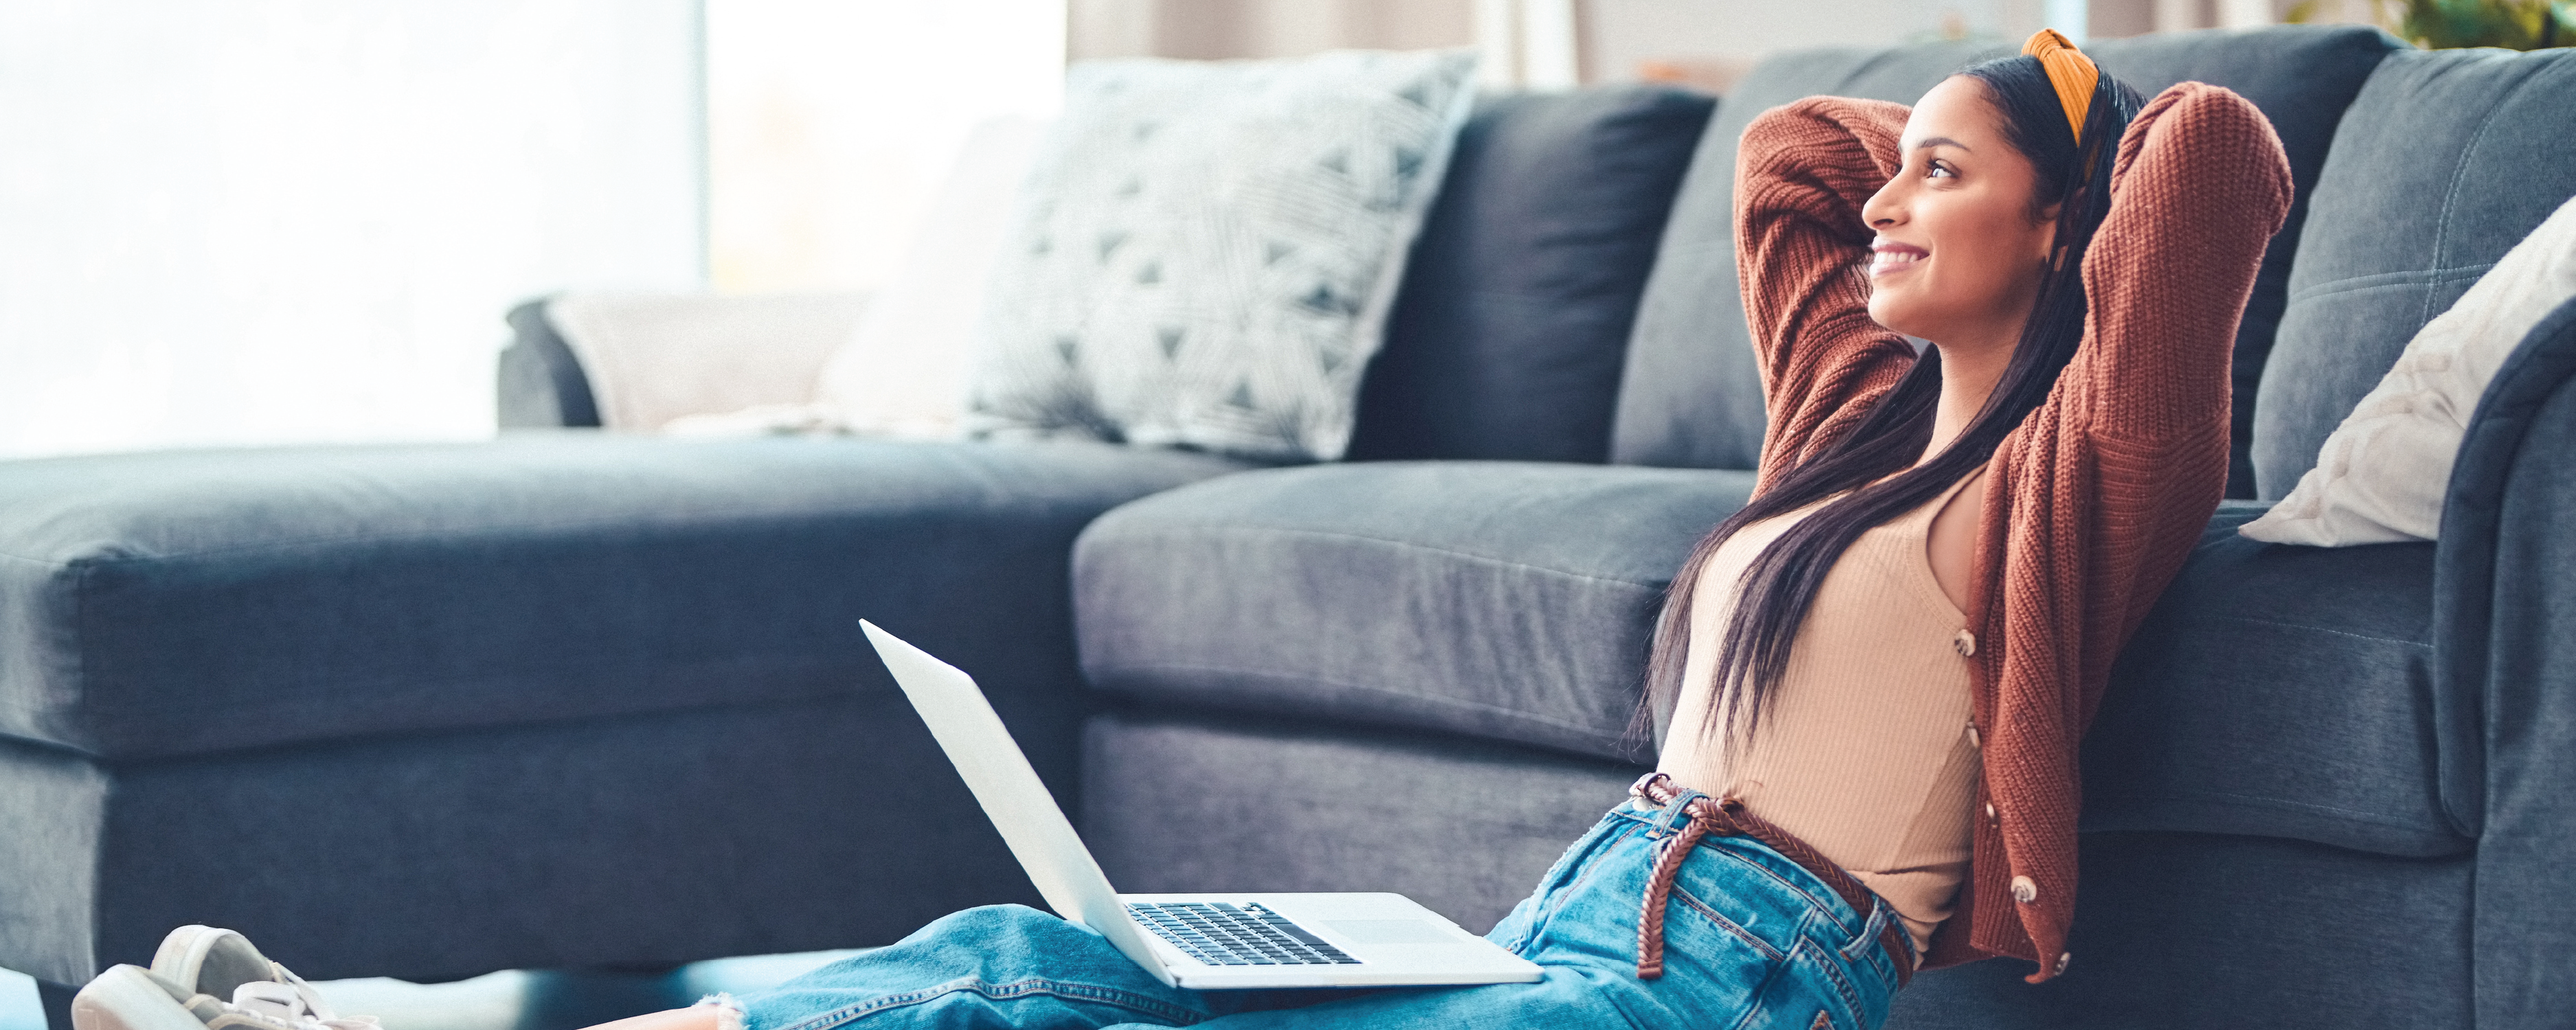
left=861, top=620, right=1545, bottom=990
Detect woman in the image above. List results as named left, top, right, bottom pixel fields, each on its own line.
left=74, top=30, right=2290, bottom=1030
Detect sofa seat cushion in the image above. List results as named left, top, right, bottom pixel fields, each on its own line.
left=1082, top=709, right=1647, bottom=936
left=0, top=435, right=1244, bottom=759
left=1074, top=461, right=1756, bottom=762
left=1082, top=468, right=2456, bottom=858
left=2081, top=503, right=2460, bottom=858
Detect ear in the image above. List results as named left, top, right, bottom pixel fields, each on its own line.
left=2034, top=188, right=2081, bottom=264
left=2034, top=207, right=2061, bottom=266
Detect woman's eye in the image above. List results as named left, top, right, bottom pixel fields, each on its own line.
left=1926, top=161, right=1956, bottom=180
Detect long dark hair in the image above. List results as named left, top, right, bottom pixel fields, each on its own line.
left=1640, top=56, right=2146, bottom=746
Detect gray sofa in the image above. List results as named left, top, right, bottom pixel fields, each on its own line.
left=1087, top=28, right=2576, bottom=1029
left=5, top=24, right=2574, bottom=1030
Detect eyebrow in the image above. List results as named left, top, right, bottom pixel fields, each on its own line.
left=1914, top=136, right=1973, bottom=152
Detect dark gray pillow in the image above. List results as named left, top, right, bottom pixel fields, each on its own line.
left=1345, top=85, right=1715, bottom=464
left=1610, top=25, right=2398, bottom=500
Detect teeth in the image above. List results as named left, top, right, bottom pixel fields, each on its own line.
left=1871, top=251, right=1922, bottom=272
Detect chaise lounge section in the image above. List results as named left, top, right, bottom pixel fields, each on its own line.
left=0, top=435, right=1241, bottom=995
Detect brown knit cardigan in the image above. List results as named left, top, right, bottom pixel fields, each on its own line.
left=1732, top=83, right=2292, bottom=982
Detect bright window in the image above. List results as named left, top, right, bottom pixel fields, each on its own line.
left=0, top=1, right=704, bottom=457
left=706, top=0, right=1066, bottom=293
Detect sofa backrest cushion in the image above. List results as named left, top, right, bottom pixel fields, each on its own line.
left=1609, top=41, right=1998, bottom=472
left=2252, top=46, right=2576, bottom=499
left=1612, top=25, right=2398, bottom=496
left=1345, top=85, right=1715, bottom=464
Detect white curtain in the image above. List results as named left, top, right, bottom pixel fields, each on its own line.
left=0, top=1, right=705, bottom=457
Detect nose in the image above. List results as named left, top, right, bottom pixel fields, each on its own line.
left=1862, top=176, right=1903, bottom=230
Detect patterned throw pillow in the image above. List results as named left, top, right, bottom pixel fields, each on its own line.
left=965, top=49, right=1480, bottom=462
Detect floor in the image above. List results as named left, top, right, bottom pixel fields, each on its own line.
left=0, top=950, right=866, bottom=1030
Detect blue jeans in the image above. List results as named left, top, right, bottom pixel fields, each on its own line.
left=737, top=796, right=1908, bottom=1029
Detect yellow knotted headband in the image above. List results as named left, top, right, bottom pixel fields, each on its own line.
left=2022, top=29, right=2099, bottom=143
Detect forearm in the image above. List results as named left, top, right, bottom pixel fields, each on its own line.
left=2078, top=82, right=2294, bottom=446
left=1732, top=98, right=1919, bottom=483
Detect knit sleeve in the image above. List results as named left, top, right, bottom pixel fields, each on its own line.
left=2066, top=80, right=2293, bottom=670
left=2076, top=82, right=2294, bottom=450
left=1981, top=83, right=2294, bottom=748
left=1733, top=98, right=1921, bottom=493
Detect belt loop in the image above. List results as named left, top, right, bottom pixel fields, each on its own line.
left=1629, top=772, right=1704, bottom=839
left=1651, top=788, right=1706, bottom=840
left=1842, top=895, right=1894, bottom=963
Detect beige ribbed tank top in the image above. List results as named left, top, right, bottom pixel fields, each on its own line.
left=1657, top=470, right=1984, bottom=957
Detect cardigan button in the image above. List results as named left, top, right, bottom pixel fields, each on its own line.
left=2011, top=876, right=2038, bottom=903
left=1985, top=801, right=1998, bottom=825
left=1952, top=629, right=1977, bottom=657
left=1967, top=722, right=1981, bottom=748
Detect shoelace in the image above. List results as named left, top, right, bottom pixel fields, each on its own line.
left=218, top=968, right=380, bottom=1030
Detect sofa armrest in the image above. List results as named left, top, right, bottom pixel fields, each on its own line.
left=494, top=290, right=872, bottom=431
left=499, top=297, right=602, bottom=428
left=2432, top=294, right=2576, bottom=1029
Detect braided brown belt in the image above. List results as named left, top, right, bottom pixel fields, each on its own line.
left=1629, top=772, right=1914, bottom=987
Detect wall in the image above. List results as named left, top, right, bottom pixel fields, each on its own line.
left=1581, top=0, right=2040, bottom=91
left=1063, top=0, right=2234, bottom=96
left=707, top=1, right=1065, bottom=293
left=1070, top=0, right=1473, bottom=60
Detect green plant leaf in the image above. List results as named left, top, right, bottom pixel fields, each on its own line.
left=2395, top=0, right=2568, bottom=49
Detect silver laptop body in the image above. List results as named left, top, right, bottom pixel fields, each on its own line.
left=861, top=621, right=1545, bottom=990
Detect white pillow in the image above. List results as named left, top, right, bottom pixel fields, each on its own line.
left=964, top=49, right=1480, bottom=462
left=811, top=116, right=1048, bottom=439
left=2241, top=194, right=2576, bottom=546
left=661, top=117, right=1047, bottom=440
left=552, top=290, right=868, bottom=432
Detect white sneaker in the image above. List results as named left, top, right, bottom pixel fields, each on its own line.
left=148, top=927, right=282, bottom=1007
left=69, top=967, right=211, bottom=1030
left=71, top=926, right=377, bottom=1030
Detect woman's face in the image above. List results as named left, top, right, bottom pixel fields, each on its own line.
left=1860, top=76, right=2059, bottom=353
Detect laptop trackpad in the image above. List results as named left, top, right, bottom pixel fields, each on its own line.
left=1325, top=919, right=1458, bottom=945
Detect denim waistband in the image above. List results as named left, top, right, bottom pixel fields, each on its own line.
left=1607, top=794, right=1915, bottom=972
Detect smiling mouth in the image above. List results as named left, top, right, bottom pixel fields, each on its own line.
left=1869, top=240, right=1928, bottom=276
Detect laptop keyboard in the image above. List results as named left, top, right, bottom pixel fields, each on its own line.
left=1127, top=902, right=1360, bottom=965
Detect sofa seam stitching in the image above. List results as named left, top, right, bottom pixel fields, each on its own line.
left=1098, top=523, right=1664, bottom=588
left=62, top=652, right=859, bottom=718
left=0, top=494, right=1163, bottom=566
left=2282, top=263, right=2495, bottom=306
left=1096, top=659, right=1629, bottom=740
left=2420, top=63, right=2520, bottom=327
left=2202, top=613, right=2430, bottom=648
left=2087, top=790, right=2454, bottom=834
